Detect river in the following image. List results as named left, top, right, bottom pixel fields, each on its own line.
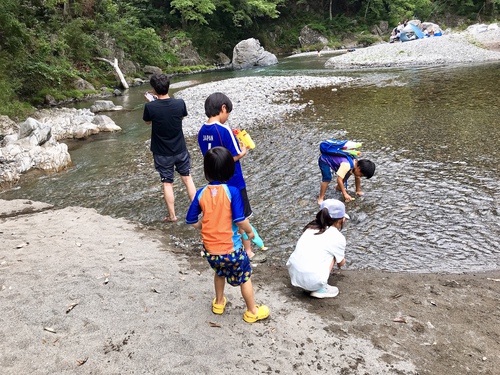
left=2, top=54, right=499, bottom=273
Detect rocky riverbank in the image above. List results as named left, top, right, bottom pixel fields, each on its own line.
left=176, top=75, right=356, bottom=135
left=0, top=106, right=121, bottom=189
left=325, top=23, right=500, bottom=69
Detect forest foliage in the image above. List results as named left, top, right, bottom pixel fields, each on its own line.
left=0, top=0, right=498, bottom=119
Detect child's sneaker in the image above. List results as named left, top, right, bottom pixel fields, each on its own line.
left=310, top=285, right=339, bottom=299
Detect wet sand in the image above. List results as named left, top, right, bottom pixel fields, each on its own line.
left=1, top=199, right=499, bottom=374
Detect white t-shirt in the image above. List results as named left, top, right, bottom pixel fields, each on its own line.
left=286, top=227, right=346, bottom=292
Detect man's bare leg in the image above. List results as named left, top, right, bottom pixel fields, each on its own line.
left=162, top=182, right=177, bottom=222
left=181, top=175, right=196, bottom=202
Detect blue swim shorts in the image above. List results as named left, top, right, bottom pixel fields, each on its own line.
left=318, top=157, right=333, bottom=182
left=203, top=247, right=252, bottom=286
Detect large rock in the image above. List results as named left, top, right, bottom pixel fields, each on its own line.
left=73, top=78, right=96, bottom=91
left=371, top=21, right=389, bottom=36
left=121, top=60, right=138, bottom=75
left=215, top=52, right=231, bottom=67
left=421, top=22, right=443, bottom=35
left=232, top=38, right=278, bottom=70
left=143, top=65, right=163, bottom=75
left=170, top=36, right=203, bottom=66
left=299, top=26, right=328, bottom=49
left=0, top=119, right=71, bottom=189
left=89, top=100, right=123, bottom=113
left=92, top=115, right=122, bottom=132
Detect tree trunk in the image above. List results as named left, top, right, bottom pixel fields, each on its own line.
left=95, top=57, right=129, bottom=89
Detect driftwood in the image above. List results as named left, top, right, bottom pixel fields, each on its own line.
left=95, top=57, right=129, bottom=89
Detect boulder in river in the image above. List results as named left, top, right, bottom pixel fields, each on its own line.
left=231, top=38, right=278, bottom=70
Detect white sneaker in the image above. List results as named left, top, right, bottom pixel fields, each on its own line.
left=310, top=285, right=339, bottom=298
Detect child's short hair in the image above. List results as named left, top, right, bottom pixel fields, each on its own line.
left=205, top=92, right=233, bottom=117
left=150, top=73, right=170, bottom=95
left=358, top=159, right=376, bottom=179
left=204, top=147, right=235, bottom=182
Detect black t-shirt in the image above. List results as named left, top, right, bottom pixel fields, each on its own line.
left=143, top=98, right=188, bottom=156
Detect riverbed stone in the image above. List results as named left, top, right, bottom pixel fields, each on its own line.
left=89, top=100, right=123, bottom=113
left=92, top=115, right=121, bottom=132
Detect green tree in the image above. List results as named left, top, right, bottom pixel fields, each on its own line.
left=170, top=0, right=216, bottom=26
left=360, top=0, right=433, bottom=24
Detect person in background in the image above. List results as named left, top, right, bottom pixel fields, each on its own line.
left=143, top=73, right=196, bottom=223
left=286, top=199, right=349, bottom=298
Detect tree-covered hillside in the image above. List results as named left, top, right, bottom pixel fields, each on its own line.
left=0, top=0, right=498, bottom=119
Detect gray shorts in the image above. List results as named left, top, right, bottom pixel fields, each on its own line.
left=153, top=151, right=191, bottom=183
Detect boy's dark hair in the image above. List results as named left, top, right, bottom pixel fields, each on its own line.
left=304, top=209, right=341, bottom=235
left=205, top=92, right=233, bottom=117
left=150, top=73, right=170, bottom=95
left=358, top=159, right=376, bottom=179
left=204, top=147, right=235, bottom=182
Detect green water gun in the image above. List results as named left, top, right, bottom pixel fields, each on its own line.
left=242, top=224, right=268, bottom=250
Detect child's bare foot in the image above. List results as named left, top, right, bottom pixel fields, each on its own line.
left=163, top=216, right=178, bottom=223
left=247, top=251, right=255, bottom=259
left=317, top=197, right=324, bottom=205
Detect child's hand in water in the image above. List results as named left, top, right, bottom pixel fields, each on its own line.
left=344, top=194, right=354, bottom=202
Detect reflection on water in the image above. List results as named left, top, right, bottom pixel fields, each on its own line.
left=2, top=59, right=499, bottom=273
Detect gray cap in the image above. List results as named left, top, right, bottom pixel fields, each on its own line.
left=320, top=199, right=350, bottom=220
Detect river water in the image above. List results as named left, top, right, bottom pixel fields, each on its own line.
left=2, top=54, right=499, bottom=273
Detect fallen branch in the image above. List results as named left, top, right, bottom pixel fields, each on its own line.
left=95, top=57, right=129, bottom=89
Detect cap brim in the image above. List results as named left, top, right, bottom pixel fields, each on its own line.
left=344, top=213, right=350, bottom=220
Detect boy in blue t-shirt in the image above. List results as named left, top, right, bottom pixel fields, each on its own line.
left=197, top=92, right=258, bottom=257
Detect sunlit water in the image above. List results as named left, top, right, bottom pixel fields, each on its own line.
left=2, top=54, right=499, bottom=273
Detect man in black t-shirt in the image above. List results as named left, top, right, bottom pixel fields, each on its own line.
left=143, top=73, right=196, bottom=222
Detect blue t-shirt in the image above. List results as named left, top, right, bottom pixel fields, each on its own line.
left=197, top=122, right=246, bottom=190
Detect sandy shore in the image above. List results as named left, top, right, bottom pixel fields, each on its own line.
left=1, top=199, right=499, bottom=375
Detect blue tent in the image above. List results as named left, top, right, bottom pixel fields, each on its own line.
left=400, top=23, right=425, bottom=42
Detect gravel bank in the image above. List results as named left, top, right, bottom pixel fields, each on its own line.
left=325, top=27, right=500, bottom=69
left=175, top=75, right=355, bottom=136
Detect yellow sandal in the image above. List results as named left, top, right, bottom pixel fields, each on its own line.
left=243, top=305, right=270, bottom=323
left=212, top=297, right=227, bottom=314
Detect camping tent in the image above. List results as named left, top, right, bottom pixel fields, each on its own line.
left=400, top=23, right=425, bottom=42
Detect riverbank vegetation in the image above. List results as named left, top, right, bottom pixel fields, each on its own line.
left=0, top=0, right=498, bottom=119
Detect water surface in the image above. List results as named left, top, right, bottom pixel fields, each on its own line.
left=2, top=56, right=499, bottom=273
